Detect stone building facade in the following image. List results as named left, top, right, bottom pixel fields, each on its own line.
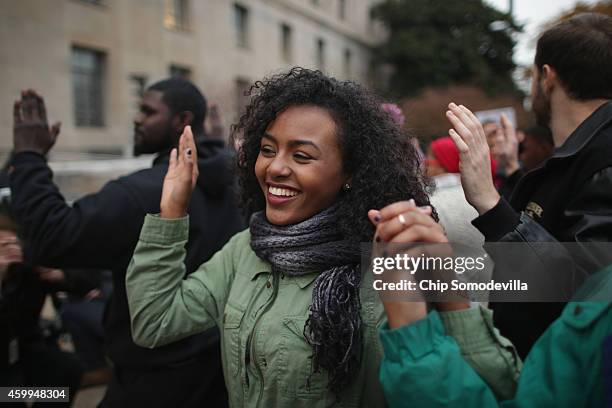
left=0, top=0, right=382, bottom=157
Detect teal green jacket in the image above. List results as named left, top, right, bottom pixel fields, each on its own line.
left=126, top=215, right=521, bottom=407
left=379, top=265, right=612, bottom=407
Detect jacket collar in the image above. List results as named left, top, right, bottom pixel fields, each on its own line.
left=551, top=101, right=612, bottom=160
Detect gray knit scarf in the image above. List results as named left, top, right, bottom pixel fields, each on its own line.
left=249, top=204, right=362, bottom=394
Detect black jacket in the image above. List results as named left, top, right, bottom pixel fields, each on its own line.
left=472, top=101, right=612, bottom=357
left=9, top=140, right=245, bottom=368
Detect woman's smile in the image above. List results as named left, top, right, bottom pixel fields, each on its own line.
left=266, top=183, right=302, bottom=206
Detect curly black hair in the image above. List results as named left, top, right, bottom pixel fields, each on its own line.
left=233, top=67, right=435, bottom=242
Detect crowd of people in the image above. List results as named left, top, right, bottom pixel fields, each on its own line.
left=1, top=11, right=612, bottom=408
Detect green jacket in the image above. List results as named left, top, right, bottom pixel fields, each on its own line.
left=127, top=215, right=521, bottom=407
left=379, top=265, right=612, bottom=407
left=127, top=215, right=386, bottom=407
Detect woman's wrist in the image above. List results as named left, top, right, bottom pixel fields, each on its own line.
left=160, top=207, right=187, bottom=219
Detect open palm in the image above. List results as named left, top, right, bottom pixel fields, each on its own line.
left=160, top=126, right=199, bottom=219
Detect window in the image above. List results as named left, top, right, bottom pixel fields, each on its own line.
left=280, top=23, right=292, bottom=62
left=339, top=0, right=346, bottom=20
left=316, top=38, right=325, bottom=71
left=129, top=74, right=147, bottom=99
left=169, top=64, right=191, bottom=79
left=234, top=4, right=249, bottom=48
left=164, top=0, right=189, bottom=29
left=343, top=48, right=352, bottom=78
left=71, top=47, right=105, bottom=127
left=235, top=78, right=251, bottom=119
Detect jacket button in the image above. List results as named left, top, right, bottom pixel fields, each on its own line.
left=262, top=358, right=267, bottom=367
left=574, top=305, right=582, bottom=316
left=266, top=281, right=271, bottom=288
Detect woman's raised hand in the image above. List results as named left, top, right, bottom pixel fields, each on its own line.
left=445, top=103, right=500, bottom=215
left=368, top=200, right=469, bottom=328
left=368, top=200, right=443, bottom=328
left=160, top=126, right=199, bottom=219
left=368, top=199, right=443, bottom=244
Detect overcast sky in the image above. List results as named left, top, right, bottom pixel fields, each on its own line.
left=484, top=0, right=598, bottom=66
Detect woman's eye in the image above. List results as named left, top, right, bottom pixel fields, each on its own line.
left=260, top=146, right=275, bottom=156
left=294, top=153, right=312, bottom=161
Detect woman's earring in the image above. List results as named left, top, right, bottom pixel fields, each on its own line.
left=342, top=183, right=351, bottom=192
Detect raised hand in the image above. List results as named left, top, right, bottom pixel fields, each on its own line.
left=369, top=199, right=471, bottom=328
left=496, top=113, right=521, bottom=176
left=13, top=90, right=61, bottom=155
left=446, top=103, right=500, bottom=215
left=368, top=201, right=447, bottom=329
left=368, top=199, right=442, bottom=244
left=160, top=126, right=199, bottom=219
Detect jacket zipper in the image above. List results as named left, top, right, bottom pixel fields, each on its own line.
left=246, top=272, right=279, bottom=406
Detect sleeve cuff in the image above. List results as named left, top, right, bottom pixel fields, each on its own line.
left=139, top=213, right=190, bottom=245
left=471, top=197, right=520, bottom=241
left=379, top=311, right=445, bottom=362
left=11, top=151, right=47, bottom=165
left=438, top=306, right=495, bottom=353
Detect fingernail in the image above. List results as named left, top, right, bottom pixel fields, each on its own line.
left=449, top=102, right=457, bottom=108
left=418, top=205, right=431, bottom=212
left=408, top=198, right=415, bottom=206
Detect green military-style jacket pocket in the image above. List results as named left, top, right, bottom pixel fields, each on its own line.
left=279, top=316, right=328, bottom=399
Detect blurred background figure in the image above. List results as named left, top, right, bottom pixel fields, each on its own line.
left=43, top=268, right=113, bottom=387
left=381, top=102, right=425, bottom=165
left=519, top=125, right=554, bottom=171
left=203, top=104, right=225, bottom=141
left=426, top=136, right=494, bottom=246
left=0, top=170, right=83, bottom=407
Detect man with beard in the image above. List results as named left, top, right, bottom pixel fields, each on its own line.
left=9, top=79, right=243, bottom=407
left=445, top=12, right=612, bottom=358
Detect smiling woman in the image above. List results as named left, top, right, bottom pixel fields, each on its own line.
left=125, top=67, right=433, bottom=407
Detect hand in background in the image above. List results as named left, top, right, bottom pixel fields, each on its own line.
left=492, top=114, right=521, bottom=176
left=0, top=230, right=22, bottom=280
left=13, top=90, right=61, bottom=155
left=160, top=125, right=199, bottom=219
left=446, top=103, right=500, bottom=215
left=35, top=267, right=66, bottom=283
